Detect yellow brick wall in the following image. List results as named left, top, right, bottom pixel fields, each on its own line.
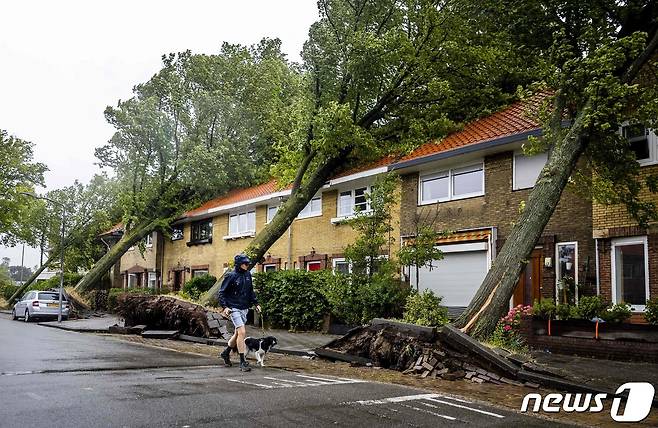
left=119, top=235, right=157, bottom=271
left=593, top=164, right=658, bottom=237
left=160, top=185, right=402, bottom=287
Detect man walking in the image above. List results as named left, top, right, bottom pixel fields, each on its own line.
left=218, top=254, right=261, bottom=372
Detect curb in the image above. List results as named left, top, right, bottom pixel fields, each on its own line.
left=36, top=322, right=110, bottom=334
left=177, top=334, right=314, bottom=357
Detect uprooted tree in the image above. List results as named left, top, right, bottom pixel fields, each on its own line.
left=200, top=0, right=539, bottom=304
left=75, top=41, right=299, bottom=292
left=455, top=0, right=658, bottom=338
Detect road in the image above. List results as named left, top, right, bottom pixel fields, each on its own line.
left=0, top=315, right=568, bottom=427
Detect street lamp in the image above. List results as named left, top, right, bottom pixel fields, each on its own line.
left=19, top=192, right=66, bottom=323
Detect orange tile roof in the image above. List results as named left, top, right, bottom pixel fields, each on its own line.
left=180, top=92, right=550, bottom=219
left=183, top=180, right=286, bottom=217
left=100, top=222, right=124, bottom=236
left=396, top=92, right=547, bottom=164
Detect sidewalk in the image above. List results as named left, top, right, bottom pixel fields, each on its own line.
left=34, top=314, right=340, bottom=355
left=530, top=350, right=658, bottom=393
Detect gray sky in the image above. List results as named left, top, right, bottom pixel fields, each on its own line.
left=0, top=0, right=318, bottom=268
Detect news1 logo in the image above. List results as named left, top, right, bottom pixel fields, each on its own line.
left=520, top=382, right=655, bottom=422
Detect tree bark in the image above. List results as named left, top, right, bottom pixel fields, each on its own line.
left=8, top=252, right=58, bottom=304
left=74, top=220, right=157, bottom=293
left=454, top=101, right=591, bottom=338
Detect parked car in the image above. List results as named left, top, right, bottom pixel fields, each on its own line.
left=11, top=291, right=70, bottom=322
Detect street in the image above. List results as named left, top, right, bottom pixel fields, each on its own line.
left=0, top=315, right=567, bottom=427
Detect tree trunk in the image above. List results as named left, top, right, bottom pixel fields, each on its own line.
left=8, top=252, right=58, bottom=304
left=453, top=102, right=591, bottom=339
left=199, top=150, right=352, bottom=305
left=74, top=220, right=157, bottom=293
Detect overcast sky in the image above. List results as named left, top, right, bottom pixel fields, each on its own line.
left=0, top=0, right=318, bottom=268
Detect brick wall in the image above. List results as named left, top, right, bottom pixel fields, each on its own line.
left=520, top=317, right=658, bottom=363
left=400, top=151, right=594, bottom=300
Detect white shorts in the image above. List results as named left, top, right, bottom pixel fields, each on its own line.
left=229, top=308, right=249, bottom=328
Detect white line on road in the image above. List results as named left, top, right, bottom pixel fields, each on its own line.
left=25, top=392, right=44, bottom=400
left=349, top=393, right=442, bottom=405
left=225, top=378, right=274, bottom=389
left=425, top=397, right=505, bottom=418
left=296, top=374, right=361, bottom=384
left=263, top=377, right=309, bottom=385
left=399, top=403, right=456, bottom=421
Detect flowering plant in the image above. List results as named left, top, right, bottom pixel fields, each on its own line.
left=489, top=304, right=532, bottom=351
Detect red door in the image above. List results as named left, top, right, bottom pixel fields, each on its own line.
left=513, top=249, right=542, bottom=306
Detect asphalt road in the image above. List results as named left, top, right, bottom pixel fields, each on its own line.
left=0, top=315, right=568, bottom=427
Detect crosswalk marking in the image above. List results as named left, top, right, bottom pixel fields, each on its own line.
left=224, top=374, right=365, bottom=390
left=225, top=378, right=274, bottom=389
left=399, top=403, right=456, bottom=421
left=425, top=397, right=505, bottom=418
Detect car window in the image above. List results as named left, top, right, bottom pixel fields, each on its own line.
left=20, top=293, right=29, bottom=301
left=26, top=292, right=35, bottom=300
left=37, top=292, right=67, bottom=301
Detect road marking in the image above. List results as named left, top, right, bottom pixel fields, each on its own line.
left=225, top=378, right=274, bottom=389
left=263, top=377, right=308, bottom=385
left=399, top=403, right=456, bottom=421
left=25, top=392, right=44, bottom=400
left=350, top=393, right=442, bottom=405
left=296, top=374, right=361, bottom=384
left=425, top=397, right=505, bottom=418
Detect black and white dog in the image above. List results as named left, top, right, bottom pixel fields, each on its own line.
left=244, top=336, right=277, bottom=366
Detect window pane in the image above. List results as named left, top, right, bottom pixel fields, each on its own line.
left=615, top=244, right=646, bottom=305
left=267, top=206, right=278, bottom=223
left=171, top=226, right=183, bottom=241
left=264, top=265, right=277, bottom=272
left=229, top=215, right=238, bottom=235
left=338, top=191, right=352, bottom=216
left=311, top=197, right=321, bottom=214
left=334, top=261, right=349, bottom=275
left=299, top=201, right=310, bottom=217
left=515, top=152, right=548, bottom=189
left=556, top=243, right=576, bottom=305
left=623, top=125, right=650, bottom=160
left=238, top=213, right=247, bottom=232
left=307, top=261, right=322, bottom=271
left=452, top=166, right=483, bottom=196
left=630, top=138, right=650, bottom=160
left=247, top=211, right=255, bottom=231
left=354, top=187, right=367, bottom=212
left=421, top=174, right=449, bottom=201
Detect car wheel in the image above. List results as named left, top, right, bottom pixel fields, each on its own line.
left=11, top=309, right=18, bottom=320
left=24, top=310, right=30, bottom=322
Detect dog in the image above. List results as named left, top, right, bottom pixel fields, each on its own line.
left=244, top=336, right=277, bottom=367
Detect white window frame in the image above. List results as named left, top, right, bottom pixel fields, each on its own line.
left=297, top=195, right=322, bottom=219
left=170, top=225, right=184, bottom=241
left=512, top=150, right=549, bottom=190
left=148, top=272, right=157, bottom=288
left=145, top=233, right=153, bottom=248
left=620, top=124, right=658, bottom=166
left=611, top=236, right=650, bottom=312
left=306, top=261, right=322, bottom=271
left=263, top=264, right=277, bottom=272
left=333, top=186, right=372, bottom=222
left=332, top=257, right=352, bottom=275
left=192, top=269, right=209, bottom=278
left=128, top=273, right=138, bottom=288
left=225, top=210, right=256, bottom=239
left=555, top=241, right=579, bottom=304
left=266, top=205, right=279, bottom=224
left=419, top=162, right=484, bottom=205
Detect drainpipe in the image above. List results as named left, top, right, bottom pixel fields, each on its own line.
left=595, top=238, right=600, bottom=296
left=287, top=225, right=292, bottom=270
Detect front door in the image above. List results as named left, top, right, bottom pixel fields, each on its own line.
left=173, top=270, right=182, bottom=292
left=513, top=249, right=542, bottom=306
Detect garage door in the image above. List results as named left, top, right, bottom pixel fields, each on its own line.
left=409, top=243, right=489, bottom=308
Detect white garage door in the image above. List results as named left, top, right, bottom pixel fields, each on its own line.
left=409, top=243, right=489, bottom=308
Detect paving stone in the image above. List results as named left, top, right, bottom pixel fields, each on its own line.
left=465, top=372, right=476, bottom=379
left=471, top=377, right=485, bottom=384
left=524, top=382, right=540, bottom=389
left=422, top=362, right=434, bottom=371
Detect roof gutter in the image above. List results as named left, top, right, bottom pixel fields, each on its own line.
left=388, top=128, right=543, bottom=171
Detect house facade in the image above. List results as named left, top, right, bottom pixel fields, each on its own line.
left=593, top=126, right=658, bottom=320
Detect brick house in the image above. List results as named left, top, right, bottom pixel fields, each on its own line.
left=593, top=126, right=658, bottom=321
left=389, top=95, right=594, bottom=314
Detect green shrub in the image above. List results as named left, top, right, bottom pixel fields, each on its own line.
left=532, top=299, right=556, bottom=319
left=402, top=290, right=449, bottom=327
left=35, top=272, right=84, bottom=291
left=254, top=270, right=330, bottom=331
left=601, top=303, right=632, bottom=323
left=575, top=296, right=607, bottom=320
left=182, top=274, right=217, bottom=300
left=646, top=298, right=658, bottom=325
left=555, top=303, right=574, bottom=320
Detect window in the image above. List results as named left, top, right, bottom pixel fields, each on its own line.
left=191, top=219, right=212, bottom=243
left=171, top=225, right=184, bottom=241
left=337, top=187, right=371, bottom=218
left=623, top=124, right=650, bottom=161
left=192, top=269, right=208, bottom=278
left=267, top=205, right=279, bottom=223
left=263, top=264, right=277, bottom=272
left=555, top=242, right=578, bottom=305
left=611, top=236, right=649, bottom=311
left=148, top=272, right=157, bottom=288
left=514, top=151, right=549, bottom=190
left=144, top=233, right=153, bottom=247
left=128, top=274, right=138, bottom=288
left=228, top=210, right=256, bottom=236
left=298, top=195, right=322, bottom=219
left=419, top=163, right=484, bottom=204
left=306, top=261, right=322, bottom=271
left=332, top=258, right=351, bottom=275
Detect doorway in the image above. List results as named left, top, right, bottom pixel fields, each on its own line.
left=513, top=249, right=542, bottom=306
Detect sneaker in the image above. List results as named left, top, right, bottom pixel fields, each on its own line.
left=239, top=361, right=251, bottom=372
left=219, top=348, right=232, bottom=367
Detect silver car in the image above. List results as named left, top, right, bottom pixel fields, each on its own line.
left=11, top=290, right=70, bottom=322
